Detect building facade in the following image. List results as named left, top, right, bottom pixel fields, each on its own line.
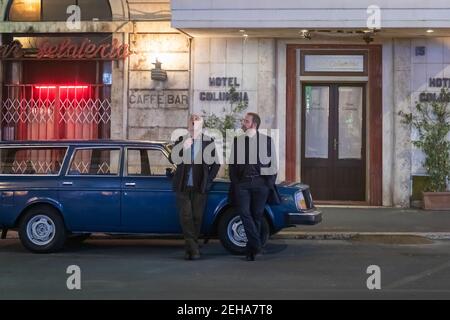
left=1, top=0, right=450, bottom=207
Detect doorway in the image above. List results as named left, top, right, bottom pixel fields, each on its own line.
left=301, top=83, right=366, bottom=201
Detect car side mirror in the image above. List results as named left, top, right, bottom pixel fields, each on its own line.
left=166, top=167, right=174, bottom=178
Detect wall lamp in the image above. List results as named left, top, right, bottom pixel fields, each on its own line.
left=151, top=59, right=167, bottom=82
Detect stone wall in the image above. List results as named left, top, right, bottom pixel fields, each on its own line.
left=391, top=37, right=450, bottom=206
left=127, top=31, right=190, bottom=140
left=410, top=38, right=450, bottom=176
left=125, top=1, right=191, bottom=141
left=192, top=38, right=276, bottom=129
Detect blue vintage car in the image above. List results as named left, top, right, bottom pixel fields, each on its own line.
left=0, top=140, right=321, bottom=254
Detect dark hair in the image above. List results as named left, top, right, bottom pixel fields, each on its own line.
left=247, top=112, right=261, bottom=129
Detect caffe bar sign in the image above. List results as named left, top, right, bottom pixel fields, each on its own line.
left=0, top=39, right=132, bottom=60
left=199, top=77, right=249, bottom=102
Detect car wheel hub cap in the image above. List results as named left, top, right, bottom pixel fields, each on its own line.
left=26, top=215, right=55, bottom=246
left=227, top=216, right=247, bottom=247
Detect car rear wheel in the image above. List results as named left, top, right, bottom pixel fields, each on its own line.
left=218, top=208, right=270, bottom=255
left=18, top=206, right=67, bottom=253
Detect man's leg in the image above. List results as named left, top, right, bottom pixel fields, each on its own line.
left=191, top=192, right=207, bottom=254
left=175, top=191, right=197, bottom=255
left=237, top=186, right=260, bottom=255
left=250, top=186, right=270, bottom=253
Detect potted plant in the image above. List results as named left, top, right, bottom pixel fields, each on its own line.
left=399, top=88, right=450, bottom=210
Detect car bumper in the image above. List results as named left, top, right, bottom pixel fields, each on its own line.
left=285, top=209, right=322, bottom=226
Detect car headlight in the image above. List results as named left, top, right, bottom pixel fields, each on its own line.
left=294, top=191, right=308, bottom=210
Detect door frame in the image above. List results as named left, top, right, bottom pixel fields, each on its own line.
left=286, top=44, right=382, bottom=206
left=300, top=82, right=367, bottom=202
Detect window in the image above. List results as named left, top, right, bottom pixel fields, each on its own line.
left=0, top=147, right=67, bottom=175
left=9, top=0, right=41, bottom=21
left=127, top=148, right=173, bottom=176
left=8, top=0, right=112, bottom=21
left=68, top=148, right=120, bottom=176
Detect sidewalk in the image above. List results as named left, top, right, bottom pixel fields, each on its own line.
left=276, top=207, right=450, bottom=240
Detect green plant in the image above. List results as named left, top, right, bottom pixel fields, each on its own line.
left=202, top=85, right=248, bottom=137
left=202, top=85, right=248, bottom=178
left=399, top=88, right=450, bottom=192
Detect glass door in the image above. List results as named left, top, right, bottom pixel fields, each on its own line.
left=301, top=83, right=366, bottom=201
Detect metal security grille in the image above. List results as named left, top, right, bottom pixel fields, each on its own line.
left=71, top=161, right=112, bottom=174
left=1, top=84, right=111, bottom=141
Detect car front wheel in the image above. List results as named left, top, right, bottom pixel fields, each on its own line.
left=18, top=206, right=67, bottom=253
left=218, top=208, right=270, bottom=255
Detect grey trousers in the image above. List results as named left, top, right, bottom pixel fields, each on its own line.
left=175, top=190, right=207, bottom=254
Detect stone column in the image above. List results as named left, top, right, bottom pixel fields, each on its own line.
left=257, top=39, right=276, bottom=129
left=382, top=39, right=394, bottom=206
left=393, top=39, right=412, bottom=207
left=110, top=32, right=127, bottom=140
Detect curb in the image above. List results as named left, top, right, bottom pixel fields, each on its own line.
left=273, top=231, right=450, bottom=241
left=2, top=230, right=450, bottom=241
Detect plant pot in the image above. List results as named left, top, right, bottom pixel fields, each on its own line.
left=422, top=192, right=450, bottom=211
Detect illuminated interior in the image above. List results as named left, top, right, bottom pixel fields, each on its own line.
left=9, top=0, right=41, bottom=21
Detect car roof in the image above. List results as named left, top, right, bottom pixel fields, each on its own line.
left=0, top=139, right=172, bottom=147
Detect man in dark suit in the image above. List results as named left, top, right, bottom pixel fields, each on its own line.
left=170, top=114, right=220, bottom=260
left=228, top=112, right=280, bottom=261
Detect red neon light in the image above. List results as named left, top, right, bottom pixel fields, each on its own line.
left=34, top=86, right=56, bottom=89
left=34, top=85, right=88, bottom=89
left=60, top=86, right=88, bottom=89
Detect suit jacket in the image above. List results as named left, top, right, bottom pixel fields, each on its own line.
left=228, top=132, right=281, bottom=206
left=169, top=134, right=220, bottom=194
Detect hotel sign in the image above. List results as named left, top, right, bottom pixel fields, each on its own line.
left=429, top=77, right=450, bottom=88
left=304, top=55, right=364, bottom=73
left=419, top=77, right=450, bottom=102
left=301, top=51, right=368, bottom=76
left=199, top=77, right=249, bottom=102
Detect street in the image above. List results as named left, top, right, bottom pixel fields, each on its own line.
left=1, top=236, right=450, bottom=300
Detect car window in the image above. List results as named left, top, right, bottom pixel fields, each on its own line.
left=68, top=148, right=120, bottom=176
left=127, top=148, right=172, bottom=176
left=0, top=147, right=67, bottom=175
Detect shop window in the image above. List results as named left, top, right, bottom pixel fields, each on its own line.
left=1, top=57, right=112, bottom=141
left=8, top=0, right=112, bottom=21
left=8, top=0, right=41, bottom=21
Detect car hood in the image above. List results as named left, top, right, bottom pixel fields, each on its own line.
left=211, top=178, right=309, bottom=196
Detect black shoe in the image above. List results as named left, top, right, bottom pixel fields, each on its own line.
left=245, top=253, right=255, bottom=261
left=184, top=252, right=192, bottom=260
left=191, top=253, right=201, bottom=260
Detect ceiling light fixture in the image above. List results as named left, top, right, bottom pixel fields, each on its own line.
left=299, top=30, right=311, bottom=40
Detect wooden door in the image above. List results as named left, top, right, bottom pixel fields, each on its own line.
left=301, top=83, right=366, bottom=201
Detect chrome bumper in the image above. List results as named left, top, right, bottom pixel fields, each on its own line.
left=285, top=209, right=322, bottom=226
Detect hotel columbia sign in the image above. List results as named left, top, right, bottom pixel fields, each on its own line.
left=199, top=77, right=249, bottom=103
left=419, top=78, right=450, bottom=102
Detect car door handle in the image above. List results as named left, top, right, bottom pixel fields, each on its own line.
left=62, top=181, right=73, bottom=186
left=125, top=182, right=136, bottom=187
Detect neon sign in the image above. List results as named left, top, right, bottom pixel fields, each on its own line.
left=0, top=38, right=132, bottom=60
left=0, top=40, right=24, bottom=60
left=37, top=38, right=132, bottom=60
